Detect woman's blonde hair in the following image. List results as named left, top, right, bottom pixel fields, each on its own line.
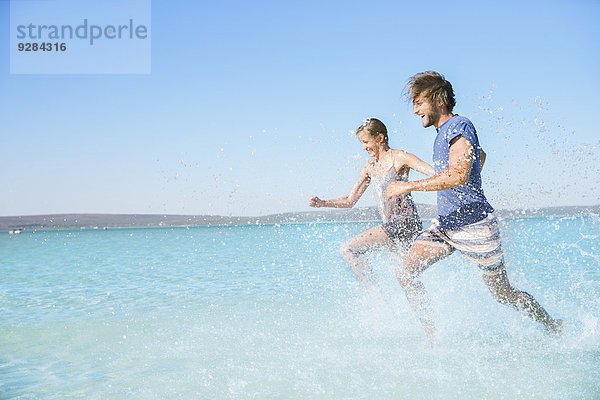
left=356, top=118, right=388, bottom=145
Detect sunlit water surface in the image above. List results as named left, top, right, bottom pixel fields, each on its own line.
left=1, top=216, right=599, bottom=399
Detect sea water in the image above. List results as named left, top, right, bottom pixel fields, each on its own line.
left=1, top=216, right=599, bottom=399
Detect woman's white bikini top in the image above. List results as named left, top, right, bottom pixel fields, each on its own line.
left=370, top=158, right=419, bottom=223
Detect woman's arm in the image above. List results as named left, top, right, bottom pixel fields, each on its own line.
left=396, top=150, right=435, bottom=176
left=308, top=162, right=371, bottom=208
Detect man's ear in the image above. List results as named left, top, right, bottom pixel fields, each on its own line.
left=437, top=99, right=448, bottom=113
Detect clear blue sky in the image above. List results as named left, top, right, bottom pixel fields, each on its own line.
left=1, top=0, right=599, bottom=217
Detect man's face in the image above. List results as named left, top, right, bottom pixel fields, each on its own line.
left=412, top=94, right=440, bottom=128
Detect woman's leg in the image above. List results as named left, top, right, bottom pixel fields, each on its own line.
left=340, top=225, right=393, bottom=290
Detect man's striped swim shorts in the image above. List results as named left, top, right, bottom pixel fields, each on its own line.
left=415, top=213, right=504, bottom=273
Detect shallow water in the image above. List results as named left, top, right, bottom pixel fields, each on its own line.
left=1, top=216, right=599, bottom=399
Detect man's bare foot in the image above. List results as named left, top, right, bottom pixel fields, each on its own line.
left=424, top=327, right=439, bottom=348
left=549, top=319, right=565, bottom=335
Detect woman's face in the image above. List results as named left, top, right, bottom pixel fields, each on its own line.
left=357, top=131, right=384, bottom=159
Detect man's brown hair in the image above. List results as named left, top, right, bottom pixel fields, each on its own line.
left=405, top=71, right=456, bottom=112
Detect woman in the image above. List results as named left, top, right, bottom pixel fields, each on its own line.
left=308, top=118, right=434, bottom=292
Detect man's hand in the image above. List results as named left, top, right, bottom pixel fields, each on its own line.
left=386, top=181, right=413, bottom=200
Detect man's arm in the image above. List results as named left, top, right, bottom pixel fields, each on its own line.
left=386, top=136, right=475, bottom=199
left=480, top=148, right=486, bottom=171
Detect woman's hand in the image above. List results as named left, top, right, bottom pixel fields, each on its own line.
left=386, top=181, right=413, bottom=200
left=308, top=195, right=324, bottom=208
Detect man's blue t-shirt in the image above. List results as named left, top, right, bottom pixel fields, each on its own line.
left=433, top=115, right=493, bottom=229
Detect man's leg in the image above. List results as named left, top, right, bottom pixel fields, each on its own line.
left=396, top=240, right=453, bottom=342
left=482, top=266, right=564, bottom=334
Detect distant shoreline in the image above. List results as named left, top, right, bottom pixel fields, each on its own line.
left=1, top=205, right=598, bottom=232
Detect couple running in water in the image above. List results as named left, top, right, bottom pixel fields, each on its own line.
left=309, top=71, right=563, bottom=343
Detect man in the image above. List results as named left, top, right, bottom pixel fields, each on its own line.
left=386, top=71, right=563, bottom=343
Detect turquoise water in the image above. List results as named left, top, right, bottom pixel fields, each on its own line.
left=1, top=216, right=599, bottom=399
